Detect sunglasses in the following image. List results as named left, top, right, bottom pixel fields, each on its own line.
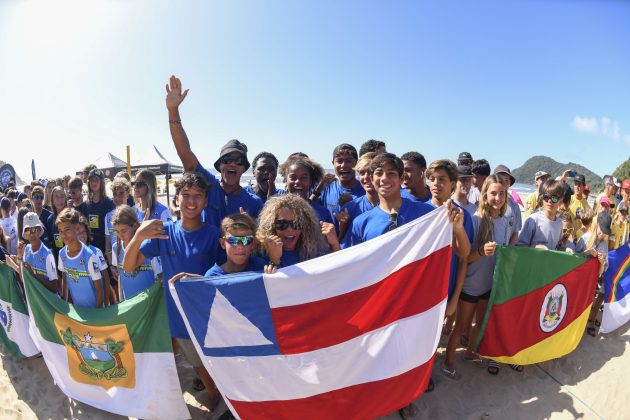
left=32, top=194, right=44, bottom=200
left=274, top=219, right=300, bottom=231
left=224, top=235, right=254, bottom=247
left=133, top=181, right=147, bottom=188
left=25, top=227, right=40, bottom=234
left=562, top=228, right=574, bottom=235
left=542, top=194, right=559, bottom=204
left=220, top=155, right=246, bottom=166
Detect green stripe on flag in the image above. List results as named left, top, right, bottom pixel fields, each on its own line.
left=24, top=269, right=171, bottom=353
left=490, top=246, right=588, bottom=305
left=0, top=265, right=28, bottom=315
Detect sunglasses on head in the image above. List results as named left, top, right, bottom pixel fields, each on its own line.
left=132, top=181, right=147, bottom=188
left=542, top=194, right=559, bottom=204
left=220, top=155, right=246, bottom=166
left=274, top=219, right=300, bottom=231
left=224, top=235, right=254, bottom=247
left=32, top=194, right=44, bottom=200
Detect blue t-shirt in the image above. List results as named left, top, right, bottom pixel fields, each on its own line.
left=196, top=164, right=264, bottom=227
left=204, top=257, right=267, bottom=276
left=401, top=188, right=433, bottom=204
left=318, top=180, right=365, bottom=215
left=24, top=243, right=57, bottom=282
left=113, top=242, right=158, bottom=300
left=57, top=244, right=102, bottom=308
left=341, top=195, right=377, bottom=225
left=425, top=201, right=475, bottom=300
left=310, top=200, right=334, bottom=224
left=87, top=198, right=116, bottom=254
left=140, top=220, right=220, bottom=338
left=244, top=185, right=285, bottom=204
left=342, top=198, right=435, bottom=247
left=136, top=202, right=173, bottom=223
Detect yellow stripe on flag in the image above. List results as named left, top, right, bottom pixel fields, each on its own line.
left=485, top=306, right=591, bottom=365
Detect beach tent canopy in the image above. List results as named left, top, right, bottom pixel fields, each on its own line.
left=78, top=146, right=184, bottom=180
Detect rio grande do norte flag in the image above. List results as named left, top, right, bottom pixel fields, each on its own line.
left=475, top=246, right=599, bottom=365
left=23, top=269, right=189, bottom=420
left=0, top=265, right=40, bottom=358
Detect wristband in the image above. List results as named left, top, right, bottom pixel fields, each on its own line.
left=169, top=119, right=181, bottom=124
left=268, top=260, right=282, bottom=268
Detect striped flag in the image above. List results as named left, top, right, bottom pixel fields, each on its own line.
left=171, top=207, right=452, bottom=419
left=0, top=265, right=40, bottom=358
left=23, top=269, right=189, bottom=419
left=475, top=246, right=599, bottom=365
left=600, top=242, right=630, bottom=334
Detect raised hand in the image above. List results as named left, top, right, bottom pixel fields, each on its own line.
left=165, top=75, right=189, bottom=111
left=136, top=219, right=169, bottom=241
left=265, top=235, right=283, bottom=265
left=321, top=221, right=340, bottom=251
left=338, top=193, right=353, bottom=207
left=482, top=241, right=497, bottom=256
left=333, top=208, right=350, bottom=226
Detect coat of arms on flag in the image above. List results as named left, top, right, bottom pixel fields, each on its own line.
left=55, top=314, right=135, bottom=389
left=171, top=207, right=453, bottom=419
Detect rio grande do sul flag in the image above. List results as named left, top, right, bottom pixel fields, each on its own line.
left=23, top=269, right=189, bottom=420
left=600, top=242, right=630, bottom=333
left=0, top=265, right=39, bottom=358
left=171, top=207, right=452, bottom=419
left=475, top=246, right=599, bottom=365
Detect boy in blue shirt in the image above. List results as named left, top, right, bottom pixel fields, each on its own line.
left=165, top=75, right=263, bottom=227
left=313, top=143, right=365, bottom=214
left=56, top=208, right=103, bottom=308
left=20, top=212, right=59, bottom=294
left=123, top=171, right=221, bottom=411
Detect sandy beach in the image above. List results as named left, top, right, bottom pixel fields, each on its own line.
left=1, top=319, right=628, bottom=420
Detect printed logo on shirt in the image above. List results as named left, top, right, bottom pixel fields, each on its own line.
left=88, top=215, right=99, bottom=229
left=54, top=233, right=63, bottom=248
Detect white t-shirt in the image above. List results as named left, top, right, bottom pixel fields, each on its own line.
left=0, top=216, right=18, bottom=255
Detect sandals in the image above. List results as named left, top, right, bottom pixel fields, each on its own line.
left=425, top=377, right=435, bottom=393
left=192, top=377, right=206, bottom=391
left=487, top=360, right=500, bottom=375
left=509, top=364, right=524, bottom=372
left=587, top=320, right=599, bottom=337
left=462, top=353, right=485, bottom=367
left=398, top=403, right=418, bottom=419
left=441, top=363, right=460, bottom=380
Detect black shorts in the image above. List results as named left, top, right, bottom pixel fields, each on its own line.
left=459, top=289, right=491, bottom=304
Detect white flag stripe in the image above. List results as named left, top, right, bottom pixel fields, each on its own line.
left=203, top=299, right=446, bottom=402
left=29, top=325, right=189, bottom=419
left=600, top=296, right=630, bottom=334
left=0, top=299, right=39, bottom=357
left=264, top=207, right=452, bottom=308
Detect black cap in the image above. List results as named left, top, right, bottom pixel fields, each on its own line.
left=213, top=139, right=250, bottom=171
left=597, top=212, right=612, bottom=236
left=458, top=152, right=473, bottom=161
left=574, top=174, right=586, bottom=184
left=457, top=165, right=473, bottom=178
left=88, top=168, right=104, bottom=180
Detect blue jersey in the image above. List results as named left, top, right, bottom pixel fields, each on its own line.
left=113, top=242, right=158, bottom=300
left=244, top=185, right=285, bottom=204
left=140, top=220, right=220, bottom=338
left=196, top=164, right=264, bottom=227
left=24, top=243, right=57, bottom=282
left=104, top=208, right=117, bottom=251
left=136, top=202, right=172, bottom=223
left=425, top=201, right=475, bottom=300
left=341, top=195, right=377, bottom=225
left=318, top=180, right=365, bottom=215
left=310, top=200, right=334, bottom=224
left=401, top=188, right=433, bottom=204
left=58, top=244, right=102, bottom=308
left=204, top=257, right=266, bottom=276
left=342, top=198, right=434, bottom=248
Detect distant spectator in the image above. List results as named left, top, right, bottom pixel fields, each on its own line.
left=359, top=139, right=387, bottom=157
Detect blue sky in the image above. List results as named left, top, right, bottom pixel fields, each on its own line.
left=1, top=0, right=629, bottom=182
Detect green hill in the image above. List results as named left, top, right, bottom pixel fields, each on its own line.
left=612, top=157, right=630, bottom=182
left=512, top=156, right=602, bottom=191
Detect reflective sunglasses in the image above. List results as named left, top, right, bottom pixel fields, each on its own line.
left=274, top=219, right=300, bottom=231
left=132, top=181, right=147, bottom=188
left=542, top=194, right=559, bottom=204
left=32, top=194, right=44, bottom=200
left=224, top=235, right=254, bottom=247
left=25, top=227, right=40, bottom=234
left=562, top=228, right=574, bottom=235
left=220, top=155, right=246, bottom=166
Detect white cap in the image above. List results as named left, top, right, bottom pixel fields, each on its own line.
left=22, top=212, right=44, bottom=236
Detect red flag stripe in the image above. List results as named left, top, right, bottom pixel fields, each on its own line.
left=271, top=246, right=451, bottom=354
left=478, top=258, right=598, bottom=357
left=228, top=355, right=434, bottom=420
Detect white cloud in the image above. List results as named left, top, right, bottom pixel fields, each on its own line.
left=572, top=115, right=624, bottom=141
left=572, top=116, right=599, bottom=134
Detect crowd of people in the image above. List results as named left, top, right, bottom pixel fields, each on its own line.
left=0, top=75, right=623, bottom=419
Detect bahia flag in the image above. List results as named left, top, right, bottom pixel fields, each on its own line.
left=23, top=269, right=190, bottom=420
left=171, top=207, right=452, bottom=419
left=0, top=265, right=40, bottom=358
left=475, top=246, right=599, bottom=365
left=600, top=242, right=630, bottom=334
